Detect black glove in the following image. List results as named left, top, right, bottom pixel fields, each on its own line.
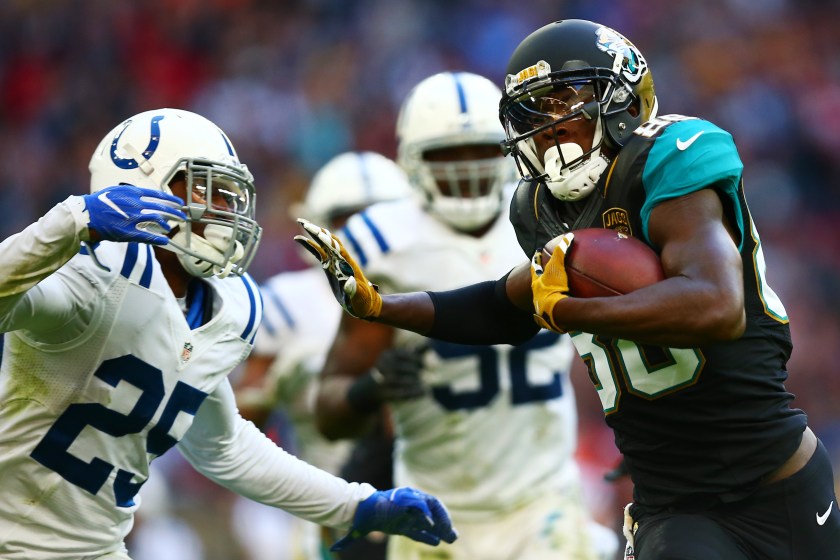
left=373, top=346, right=426, bottom=401
left=347, top=347, right=426, bottom=413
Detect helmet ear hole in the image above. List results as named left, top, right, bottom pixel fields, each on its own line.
left=604, top=114, right=636, bottom=148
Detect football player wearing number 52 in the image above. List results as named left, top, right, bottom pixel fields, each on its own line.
left=296, top=20, right=840, bottom=560
left=312, top=71, right=615, bottom=560
left=0, top=108, right=456, bottom=559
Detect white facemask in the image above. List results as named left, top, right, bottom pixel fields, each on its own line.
left=170, top=224, right=245, bottom=279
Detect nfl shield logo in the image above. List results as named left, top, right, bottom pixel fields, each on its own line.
left=181, top=342, right=194, bottom=363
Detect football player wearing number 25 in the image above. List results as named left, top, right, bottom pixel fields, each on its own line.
left=0, top=108, right=456, bottom=559
left=297, top=20, right=840, bottom=560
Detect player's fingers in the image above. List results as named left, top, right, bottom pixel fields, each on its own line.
left=555, top=232, right=574, bottom=255
left=293, top=235, right=327, bottom=262
left=134, top=222, right=172, bottom=246
left=403, top=529, right=441, bottom=547
left=426, top=498, right=457, bottom=543
left=139, top=233, right=171, bottom=246
left=298, top=218, right=332, bottom=241
left=317, top=229, right=343, bottom=256
left=139, top=204, right=188, bottom=223
left=544, top=239, right=572, bottom=279
left=298, top=219, right=345, bottom=259
left=298, top=218, right=360, bottom=270
left=137, top=215, right=174, bottom=234
left=399, top=489, right=434, bottom=527
left=138, top=190, right=186, bottom=208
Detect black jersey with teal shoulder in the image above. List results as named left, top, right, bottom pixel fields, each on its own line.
left=510, top=114, right=805, bottom=510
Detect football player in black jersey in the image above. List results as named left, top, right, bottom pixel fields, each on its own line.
left=296, top=19, right=840, bottom=559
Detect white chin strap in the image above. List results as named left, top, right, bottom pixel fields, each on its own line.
left=543, top=143, right=610, bottom=201
left=170, top=224, right=245, bottom=279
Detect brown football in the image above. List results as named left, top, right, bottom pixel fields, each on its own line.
left=541, top=228, right=665, bottom=298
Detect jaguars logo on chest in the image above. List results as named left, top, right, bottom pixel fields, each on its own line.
left=602, top=207, right=632, bottom=236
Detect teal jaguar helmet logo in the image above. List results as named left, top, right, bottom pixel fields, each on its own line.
left=596, top=26, right=647, bottom=83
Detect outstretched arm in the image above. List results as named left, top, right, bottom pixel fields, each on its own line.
left=181, top=379, right=457, bottom=548
left=373, top=292, right=436, bottom=335
left=295, top=219, right=539, bottom=346
left=181, top=379, right=377, bottom=526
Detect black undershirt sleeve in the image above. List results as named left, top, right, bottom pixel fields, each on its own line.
left=426, top=272, right=541, bottom=346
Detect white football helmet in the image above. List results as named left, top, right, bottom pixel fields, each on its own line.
left=397, top=72, right=514, bottom=232
left=89, top=108, right=262, bottom=278
left=300, top=151, right=412, bottom=228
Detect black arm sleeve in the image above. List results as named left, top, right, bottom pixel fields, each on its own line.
left=426, top=272, right=540, bottom=346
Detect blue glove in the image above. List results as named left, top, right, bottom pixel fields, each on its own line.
left=331, top=487, right=458, bottom=551
left=83, top=185, right=187, bottom=245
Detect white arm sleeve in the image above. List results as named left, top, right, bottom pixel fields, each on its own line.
left=0, top=196, right=90, bottom=332
left=178, top=379, right=376, bottom=530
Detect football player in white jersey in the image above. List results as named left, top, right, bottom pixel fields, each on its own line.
left=232, top=151, right=413, bottom=560
left=313, top=73, right=617, bottom=559
left=0, top=108, right=456, bottom=560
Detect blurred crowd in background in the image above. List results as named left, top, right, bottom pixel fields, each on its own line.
left=2, top=0, right=839, bottom=558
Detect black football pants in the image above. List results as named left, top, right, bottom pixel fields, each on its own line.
left=632, top=440, right=840, bottom=559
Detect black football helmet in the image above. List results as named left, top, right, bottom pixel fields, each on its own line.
left=499, top=19, right=658, bottom=201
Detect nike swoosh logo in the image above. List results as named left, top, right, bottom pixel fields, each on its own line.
left=98, top=191, right=130, bottom=219
left=817, top=501, right=834, bottom=526
left=676, top=131, right=704, bottom=151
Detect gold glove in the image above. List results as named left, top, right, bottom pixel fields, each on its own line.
left=294, top=219, right=382, bottom=319
left=530, top=232, right=574, bottom=333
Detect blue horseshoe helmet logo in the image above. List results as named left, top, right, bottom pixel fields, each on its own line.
left=110, top=115, right=164, bottom=169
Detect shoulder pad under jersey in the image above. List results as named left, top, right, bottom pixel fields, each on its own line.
left=509, top=178, right=570, bottom=257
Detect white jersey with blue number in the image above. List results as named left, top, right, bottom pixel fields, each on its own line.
left=0, top=198, right=373, bottom=559
left=341, top=191, right=579, bottom=519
